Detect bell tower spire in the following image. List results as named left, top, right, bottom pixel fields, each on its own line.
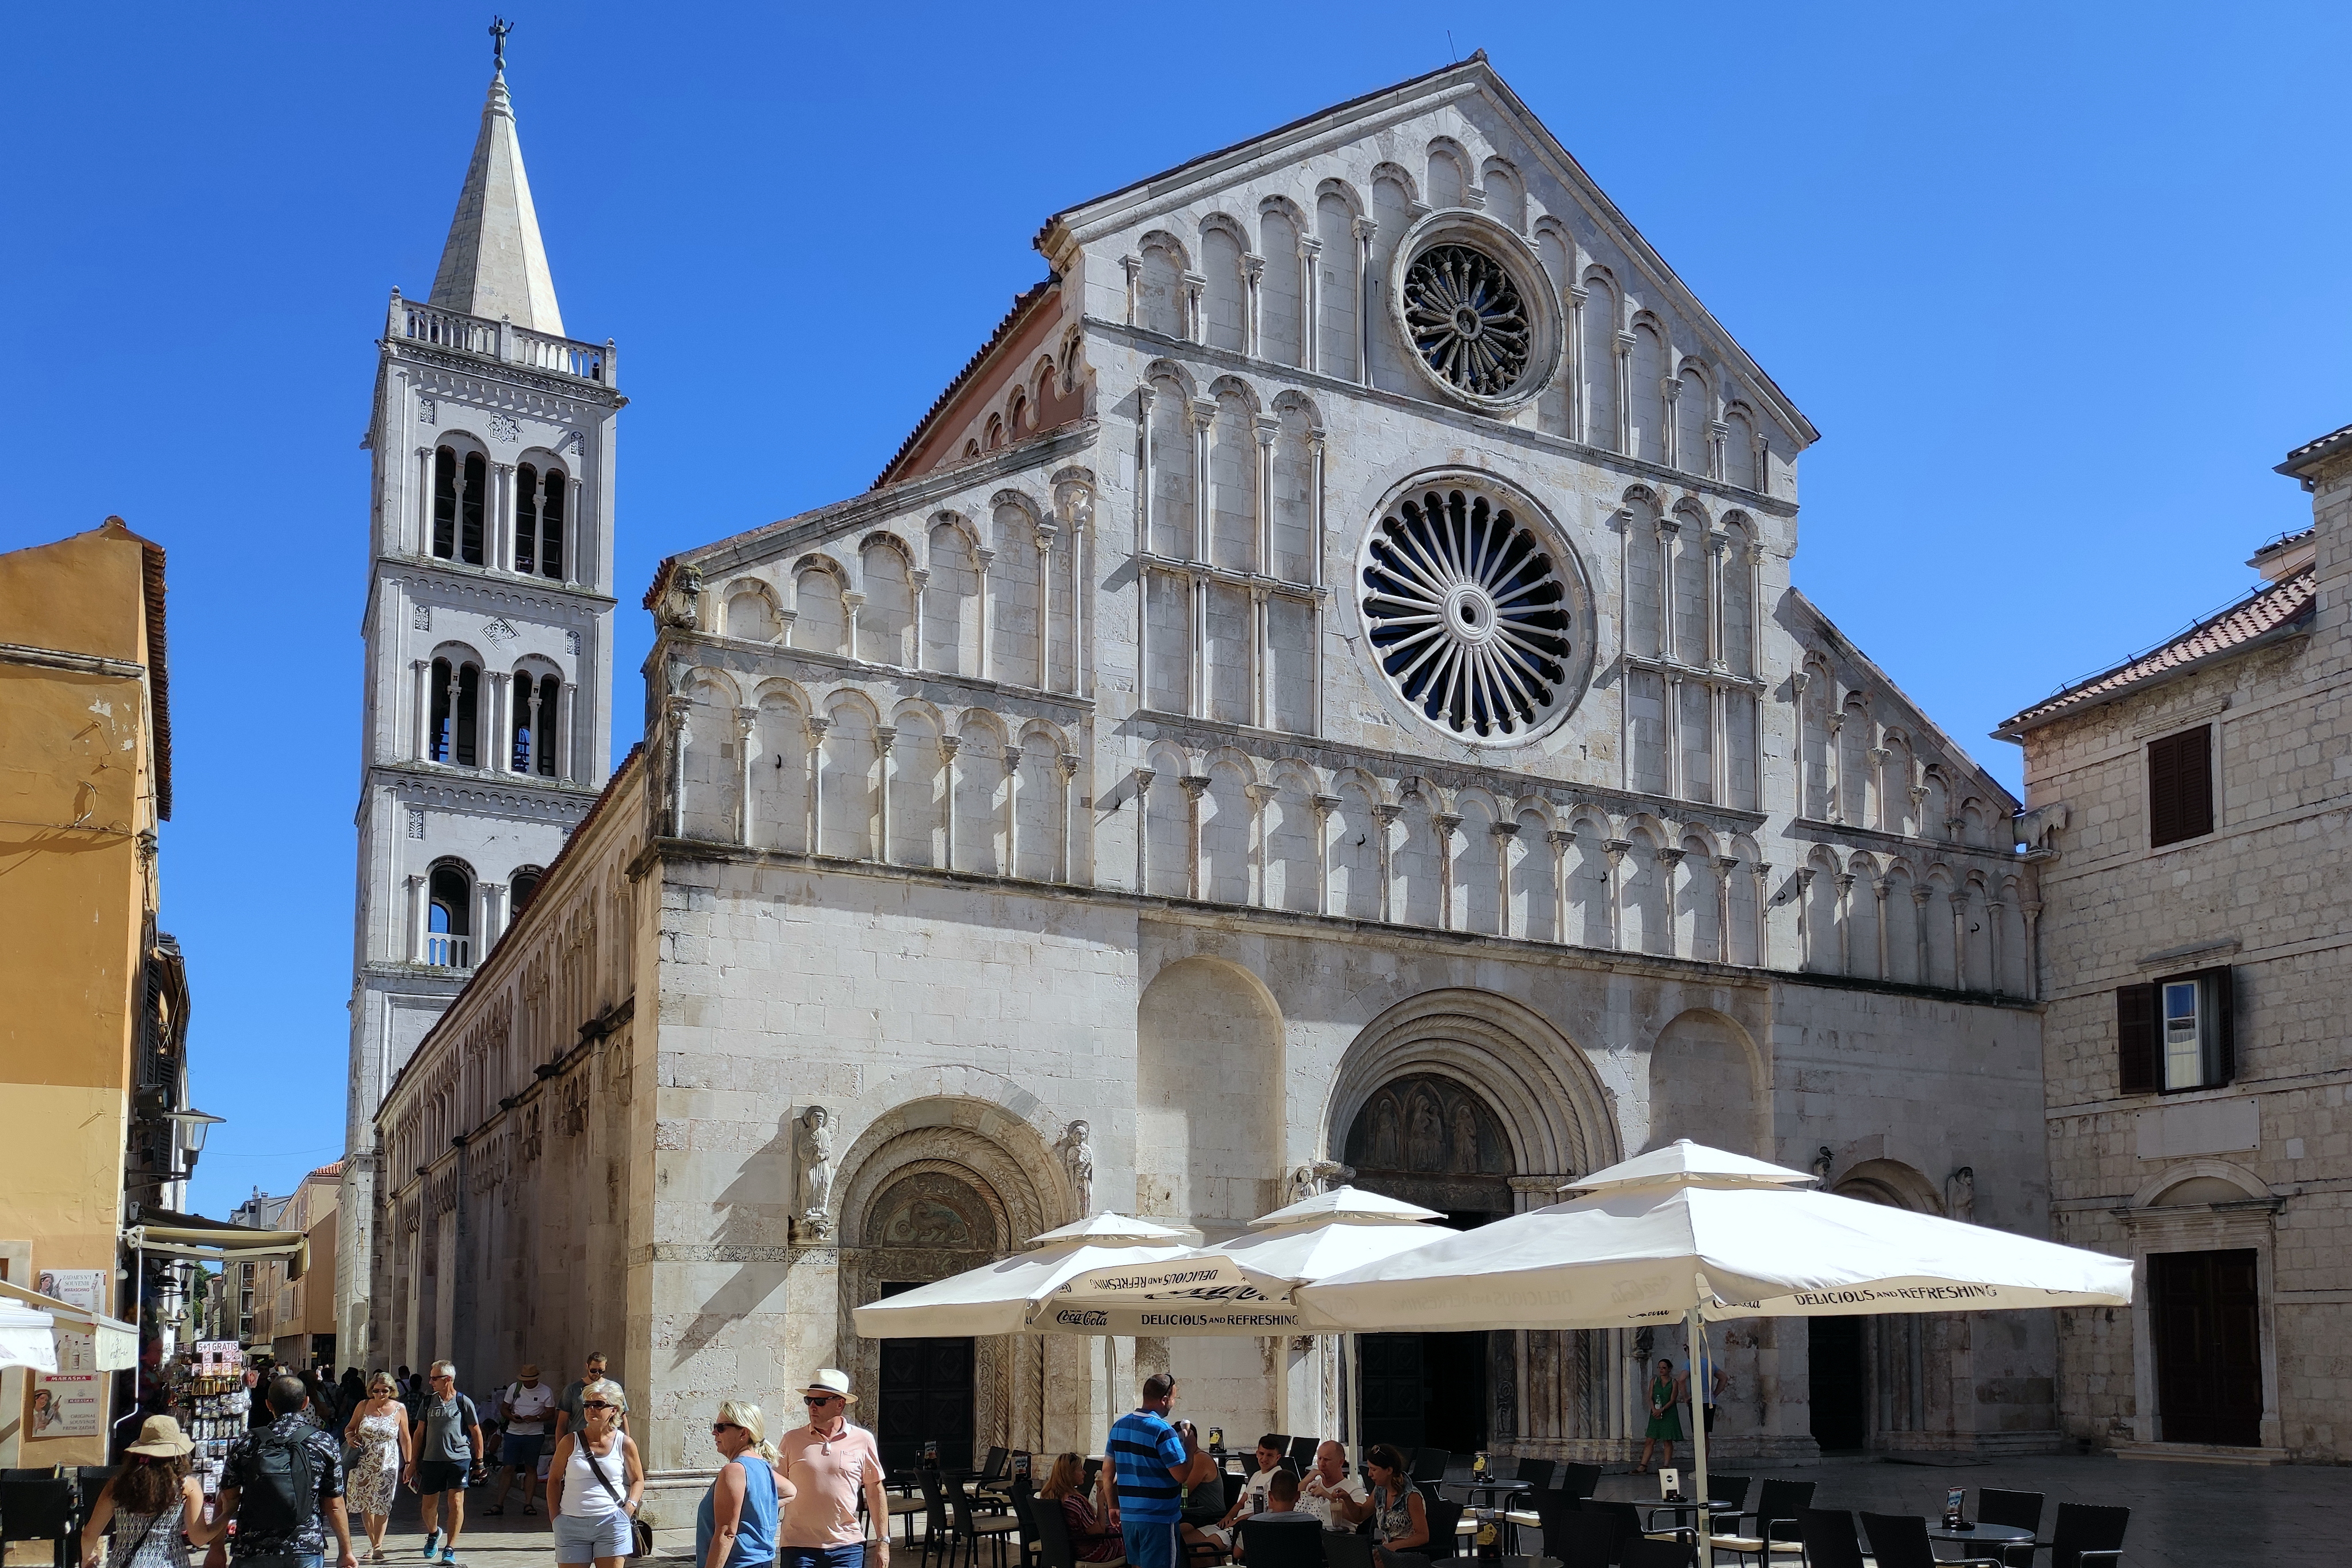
left=428, top=18, right=562, bottom=333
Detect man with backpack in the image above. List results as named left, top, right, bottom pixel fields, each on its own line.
left=403, top=1361, right=484, bottom=1566
left=216, top=1374, right=356, bottom=1568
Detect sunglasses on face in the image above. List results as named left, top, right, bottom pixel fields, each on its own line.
left=712, top=1421, right=741, bottom=1434
left=805, top=1396, right=841, bottom=1407
left=583, top=1401, right=616, bottom=1411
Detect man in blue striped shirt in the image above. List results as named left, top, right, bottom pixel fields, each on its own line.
left=1108, top=1373, right=1190, bottom=1568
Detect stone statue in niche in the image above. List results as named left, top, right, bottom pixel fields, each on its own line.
left=1369, top=1098, right=1401, bottom=1167
left=793, top=1106, right=835, bottom=1243
left=1059, top=1120, right=1095, bottom=1216
left=1451, top=1102, right=1480, bottom=1173
left=1946, top=1166, right=1976, bottom=1224
left=1282, top=1158, right=1358, bottom=1206
left=1407, top=1093, right=1443, bottom=1171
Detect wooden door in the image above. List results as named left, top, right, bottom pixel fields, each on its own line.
left=2150, top=1248, right=2262, bottom=1446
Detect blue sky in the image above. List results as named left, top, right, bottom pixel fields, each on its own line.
left=3, top=2, right=2343, bottom=1216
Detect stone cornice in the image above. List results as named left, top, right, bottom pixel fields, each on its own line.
left=385, top=340, right=625, bottom=410
left=370, top=760, right=604, bottom=816
left=652, top=631, right=1097, bottom=721
left=376, top=554, right=617, bottom=611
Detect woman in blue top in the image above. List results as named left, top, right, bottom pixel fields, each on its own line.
left=701, top=1400, right=795, bottom=1568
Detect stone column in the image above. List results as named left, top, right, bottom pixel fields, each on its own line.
left=1987, top=898, right=2006, bottom=996
left=2022, top=900, right=2043, bottom=1001
left=805, top=715, right=830, bottom=853
left=940, top=737, right=962, bottom=871
left=733, top=709, right=756, bottom=846
left=1246, top=783, right=1277, bottom=906
left=412, top=660, right=432, bottom=760
left=1132, top=767, right=1154, bottom=891
left=1352, top=216, right=1376, bottom=383
left=1003, top=743, right=1024, bottom=876
left=1604, top=840, right=1631, bottom=951
left=558, top=682, right=577, bottom=783
left=1790, top=668, right=1811, bottom=819
left=1705, top=531, right=1727, bottom=667
left=1834, top=872, right=1855, bottom=976
left=1949, top=888, right=1970, bottom=990
left=975, top=549, right=996, bottom=682
left=1122, top=254, right=1142, bottom=327
left=445, top=663, right=465, bottom=766
left=1250, top=586, right=1270, bottom=729
left=1665, top=673, right=1684, bottom=800
left=406, top=874, right=428, bottom=964
left=1867, top=747, right=1892, bottom=831
left=1548, top=830, right=1574, bottom=944
left=1792, top=866, right=1816, bottom=969
left=1434, top=812, right=1463, bottom=931
left=1912, top=886, right=1934, bottom=983
left=494, top=462, right=517, bottom=572
left=1190, top=401, right=1216, bottom=718
left=1182, top=271, right=1207, bottom=344
left=1312, top=794, right=1340, bottom=916
left=526, top=678, right=547, bottom=775
left=1035, top=526, right=1056, bottom=691
left=1658, top=847, right=1688, bottom=958
left=1135, top=384, right=1155, bottom=551
left=1614, top=332, right=1635, bottom=454
left=1299, top=235, right=1323, bottom=374
left=1873, top=879, right=1891, bottom=981
left=1715, top=857, right=1739, bottom=963
left=1373, top=804, right=1401, bottom=924
left=1066, top=488, right=1090, bottom=697
left=1243, top=253, right=1265, bottom=358
left=1655, top=516, right=1678, bottom=662
left=566, top=475, right=583, bottom=587
left=1309, top=428, right=1328, bottom=736
left=1825, top=713, right=1845, bottom=824
left=1253, top=418, right=1278, bottom=574
left=1491, top=821, right=1519, bottom=937
left=1058, top=753, right=1082, bottom=883
left=666, top=695, right=693, bottom=838
left=1708, top=418, right=1728, bottom=483
left=1751, top=862, right=1773, bottom=967
left=415, top=446, right=435, bottom=555
left=843, top=590, right=866, bottom=664
left=1660, top=376, right=1682, bottom=470
left=875, top=724, right=898, bottom=864
left=1179, top=775, right=1210, bottom=901
left=1566, top=286, right=1588, bottom=441
left=909, top=568, right=929, bottom=673
left=479, top=883, right=507, bottom=953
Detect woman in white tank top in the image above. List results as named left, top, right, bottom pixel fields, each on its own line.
left=548, top=1379, right=644, bottom=1568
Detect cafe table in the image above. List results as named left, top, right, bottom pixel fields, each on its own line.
left=1927, top=1521, right=2035, bottom=1561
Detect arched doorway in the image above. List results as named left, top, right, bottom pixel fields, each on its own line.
left=868, top=1169, right=1001, bottom=1473
left=1814, top=1162, right=1943, bottom=1452
left=1346, top=1074, right=1512, bottom=1455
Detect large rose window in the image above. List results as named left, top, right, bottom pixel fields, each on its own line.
left=1402, top=245, right=1531, bottom=397
left=1359, top=482, right=1581, bottom=744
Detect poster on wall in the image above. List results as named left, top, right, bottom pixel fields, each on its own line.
left=31, top=1269, right=105, bottom=1439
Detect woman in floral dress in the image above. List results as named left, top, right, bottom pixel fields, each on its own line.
left=343, top=1370, right=414, bottom=1562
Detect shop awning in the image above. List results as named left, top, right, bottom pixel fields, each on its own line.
left=0, top=1278, right=139, bottom=1371
left=0, top=1301, right=59, bottom=1373
left=126, top=1208, right=308, bottom=1277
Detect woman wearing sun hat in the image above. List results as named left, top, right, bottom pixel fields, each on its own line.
left=79, top=1415, right=222, bottom=1568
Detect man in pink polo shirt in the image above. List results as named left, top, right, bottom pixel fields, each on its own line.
left=777, top=1369, right=889, bottom=1568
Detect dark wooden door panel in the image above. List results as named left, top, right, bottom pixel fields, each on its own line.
left=2150, top=1248, right=2262, bottom=1447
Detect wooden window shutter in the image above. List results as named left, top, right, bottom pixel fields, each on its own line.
left=2192, top=964, right=2236, bottom=1085
left=2116, top=983, right=2158, bottom=1094
left=2148, top=725, right=2214, bottom=847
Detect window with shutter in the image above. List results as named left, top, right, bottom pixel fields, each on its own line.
left=2148, top=725, right=2215, bottom=847
left=2116, top=983, right=2158, bottom=1094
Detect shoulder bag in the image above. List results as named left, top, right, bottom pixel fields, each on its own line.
left=576, top=1432, right=654, bottom=1558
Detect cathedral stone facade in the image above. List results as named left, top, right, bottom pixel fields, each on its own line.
left=366, top=55, right=2057, bottom=1524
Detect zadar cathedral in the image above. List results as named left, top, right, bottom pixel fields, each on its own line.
left=349, top=49, right=2053, bottom=1518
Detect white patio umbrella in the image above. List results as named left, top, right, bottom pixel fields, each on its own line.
left=1296, top=1141, right=2134, bottom=1568
left=1042, top=1186, right=1453, bottom=1465
left=0, top=1300, right=59, bottom=1374
left=850, top=1211, right=1316, bottom=1448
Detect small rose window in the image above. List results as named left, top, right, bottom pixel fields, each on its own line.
left=1402, top=244, right=1531, bottom=397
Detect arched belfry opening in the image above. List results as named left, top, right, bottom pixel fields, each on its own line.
left=1346, top=1073, right=1513, bottom=1454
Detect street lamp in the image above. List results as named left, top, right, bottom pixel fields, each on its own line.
left=163, top=1108, right=225, bottom=1155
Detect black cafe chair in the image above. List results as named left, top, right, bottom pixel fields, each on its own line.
left=948, top=1479, right=1024, bottom=1568
left=1321, top=1529, right=1374, bottom=1568
left=1551, top=1511, right=1619, bottom=1568
left=1976, top=1488, right=2043, bottom=1568
left=1289, top=1436, right=1321, bottom=1475
left=1032, top=1493, right=1078, bottom=1568
left=1620, top=1539, right=1696, bottom=1568
left=1859, top=1512, right=2001, bottom=1568
left=1706, top=1475, right=1753, bottom=1512
left=1514, top=1458, right=1556, bottom=1495
left=1008, top=1474, right=1044, bottom=1568
left=1795, top=1509, right=1867, bottom=1568
left=2045, top=1503, right=2130, bottom=1568
left=1709, top=1479, right=1813, bottom=1566
left=917, top=1469, right=955, bottom=1567
left=1242, top=1514, right=1326, bottom=1568
left=0, top=1474, right=79, bottom=1568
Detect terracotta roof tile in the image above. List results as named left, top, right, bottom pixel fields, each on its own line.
left=1998, top=567, right=2316, bottom=735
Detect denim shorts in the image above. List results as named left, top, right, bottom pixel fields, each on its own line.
left=501, top=1433, right=545, bottom=1469
left=777, top=1548, right=864, bottom=1568
left=555, top=1511, right=633, bottom=1563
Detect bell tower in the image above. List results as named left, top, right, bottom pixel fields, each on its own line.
left=337, top=28, right=622, bottom=1354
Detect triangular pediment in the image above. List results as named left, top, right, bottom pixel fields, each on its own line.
left=1037, top=53, right=1814, bottom=449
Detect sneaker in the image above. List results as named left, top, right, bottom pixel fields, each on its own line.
left=441, top=1551, right=458, bottom=1566
left=421, top=1531, right=440, bottom=1559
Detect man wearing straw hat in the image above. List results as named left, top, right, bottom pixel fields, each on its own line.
left=775, top=1370, right=887, bottom=1568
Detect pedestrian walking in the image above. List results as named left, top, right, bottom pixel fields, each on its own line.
left=698, top=1401, right=791, bottom=1568
left=1107, top=1374, right=1190, bottom=1568
left=775, top=1370, right=887, bottom=1568
left=341, top=1372, right=413, bottom=1563
left=555, top=1353, right=628, bottom=1439
left=79, top=1415, right=222, bottom=1568
left=337, top=1371, right=368, bottom=1424
left=487, top=1365, right=557, bottom=1517
left=216, top=1375, right=357, bottom=1568
left=403, top=1361, right=482, bottom=1565
left=1636, top=1357, right=1681, bottom=1474
left=547, top=1379, right=644, bottom=1568
left=239, top=1368, right=271, bottom=1432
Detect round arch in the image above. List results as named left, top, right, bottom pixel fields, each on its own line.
left=1323, top=989, right=1618, bottom=1184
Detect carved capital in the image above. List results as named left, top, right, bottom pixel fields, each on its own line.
left=1310, top=793, right=1343, bottom=817
left=1371, top=804, right=1404, bottom=825
left=1178, top=774, right=1211, bottom=800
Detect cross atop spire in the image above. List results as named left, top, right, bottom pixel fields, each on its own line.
left=426, top=36, right=563, bottom=335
